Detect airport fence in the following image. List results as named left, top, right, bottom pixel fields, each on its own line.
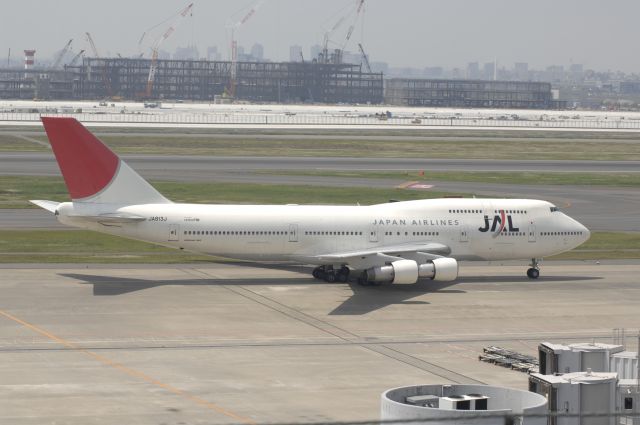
left=2, top=112, right=640, bottom=130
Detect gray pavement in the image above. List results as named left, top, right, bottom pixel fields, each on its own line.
left=2, top=152, right=639, bottom=173
left=0, top=209, right=68, bottom=229
left=0, top=262, right=638, bottom=424
left=5, top=128, right=640, bottom=143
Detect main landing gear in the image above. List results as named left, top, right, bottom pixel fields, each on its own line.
left=312, top=266, right=350, bottom=283
left=527, top=258, right=540, bottom=279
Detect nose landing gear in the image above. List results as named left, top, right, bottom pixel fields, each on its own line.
left=527, top=258, right=540, bottom=279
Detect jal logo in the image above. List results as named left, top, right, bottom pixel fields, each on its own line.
left=478, top=210, right=519, bottom=237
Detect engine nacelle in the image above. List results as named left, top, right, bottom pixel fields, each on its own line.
left=418, top=257, right=458, bottom=281
left=364, top=259, right=418, bottom=284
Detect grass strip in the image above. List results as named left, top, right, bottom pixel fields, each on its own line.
left=0, top=134, right=48, bottom=152
left=3, top=129, right=640, bottom=159
left=0, top=176, right=467, bottom=209
left=259, top=170, right=640, bottom=188
left=98, top=136, right=640, bottom=160
left=0, top=230, right=213, bottom=263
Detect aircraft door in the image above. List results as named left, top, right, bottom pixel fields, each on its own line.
left=459, top=225, right=469, bottom=243
left=288, top=224, right=298, bottom=242
left=482, top=202, right=493, bottom=217
left=528, top=224, right=536, bottom=243
left=168, top=224, right=180, bottom=242
left=368, top=225, right=378, bottom=243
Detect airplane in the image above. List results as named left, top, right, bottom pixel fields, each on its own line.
left=32, top=117, right=590, bottom=285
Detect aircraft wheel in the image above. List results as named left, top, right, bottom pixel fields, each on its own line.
left=336, top=267, right=350, bottom=283
left=324, top=272, right=336, bottom=283
left=312, top=267, right=325, bottom=280
left=527, top=268, right=540, bottom=279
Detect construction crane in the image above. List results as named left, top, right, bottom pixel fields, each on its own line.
left=226, top=0, right=265, bottom=98
left=145, top=3, right=194, bottom=98
left=320, top=0, right=365, bottom=64
left=341, top=0, right=365, bottom=50
left=67, top=49, right=85, bottom=67
left=52, top=39, right=73, bottom=69
left=358, top=43, right=371, bottom=73
left=85, top=32, right=100, bottom=57
left=85, top=32, right=113, bottom=97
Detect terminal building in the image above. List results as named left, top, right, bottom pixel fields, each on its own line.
left=529, top=371, right=639, bottom=425
left=538, top=341, right=639, bottom=378
left=529, top=341, right=640, bottom=425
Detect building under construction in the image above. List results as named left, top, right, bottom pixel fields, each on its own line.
left=0, top=57, right=383, bottom=104
left=0, top=69, right=75, bottom=100
left=385, top=78, right=558, bottom=109
left=0, top=57, right=567, bottom=109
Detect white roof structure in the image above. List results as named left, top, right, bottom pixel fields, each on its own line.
left=532, top=370, right=618, bottom=385
left=381, top=384, right=547, bottom=425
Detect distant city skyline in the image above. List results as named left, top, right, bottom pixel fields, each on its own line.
left=2, top=0, right=639, bottom=72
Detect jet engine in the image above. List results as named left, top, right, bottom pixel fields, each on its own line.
left=363, top=258, right=458, bottom=284
left=364, top=259, right=418, bottom=284
left=417, top=257, right=458, bottom=281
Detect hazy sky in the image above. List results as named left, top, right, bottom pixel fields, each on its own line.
left=2, top=0, right=638, bottom=71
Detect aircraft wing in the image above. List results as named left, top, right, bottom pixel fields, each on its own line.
left=311, top=242, right=451, bottom=269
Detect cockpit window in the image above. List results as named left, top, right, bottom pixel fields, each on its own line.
left=550, top=206, right=560, bottom=212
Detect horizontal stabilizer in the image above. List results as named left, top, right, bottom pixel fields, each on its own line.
left=30, top=200, right=60, bottom=213
left=68, top=213, right=147, bottom=224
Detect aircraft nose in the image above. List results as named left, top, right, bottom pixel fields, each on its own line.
left=580, top=223, right=591, bottom=243
left=571, top=216, right=590, bottom=244
left=563, top=213, right=590, bottom=246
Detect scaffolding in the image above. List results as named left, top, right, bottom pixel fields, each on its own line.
left=0, top=68, right=74, bottom=100
left=1, top=60, right=561, bottom=109
left=70, top=57, right=383, bottom=103
left=385, top=78, right=555, bottom=109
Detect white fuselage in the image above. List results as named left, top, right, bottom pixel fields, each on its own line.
left=57, top=197, right=589, bottom=266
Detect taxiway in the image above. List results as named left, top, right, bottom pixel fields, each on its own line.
left=0, top=261, right=638, bottom=424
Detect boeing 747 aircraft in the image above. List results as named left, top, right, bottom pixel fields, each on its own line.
left=32, top=117, right=590, bottom=284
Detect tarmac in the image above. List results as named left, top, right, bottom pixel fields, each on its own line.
left=0, top=261, right=638, bottom=424
left=2, top=152, right=640, bottom=173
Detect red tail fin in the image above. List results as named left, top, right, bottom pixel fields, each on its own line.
left=42, top=117, right=119, bottom=200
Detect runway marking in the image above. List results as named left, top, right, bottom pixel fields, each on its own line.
left=0, top=308, right=256, bottom=424
left=188, top=268, right=483, bottom=384
left=396, top=180, right=418, bottom=189
left=15, top=134, right=51, bottom=148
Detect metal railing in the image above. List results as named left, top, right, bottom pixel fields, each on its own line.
left=2, top=112, right=640, bottom=129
